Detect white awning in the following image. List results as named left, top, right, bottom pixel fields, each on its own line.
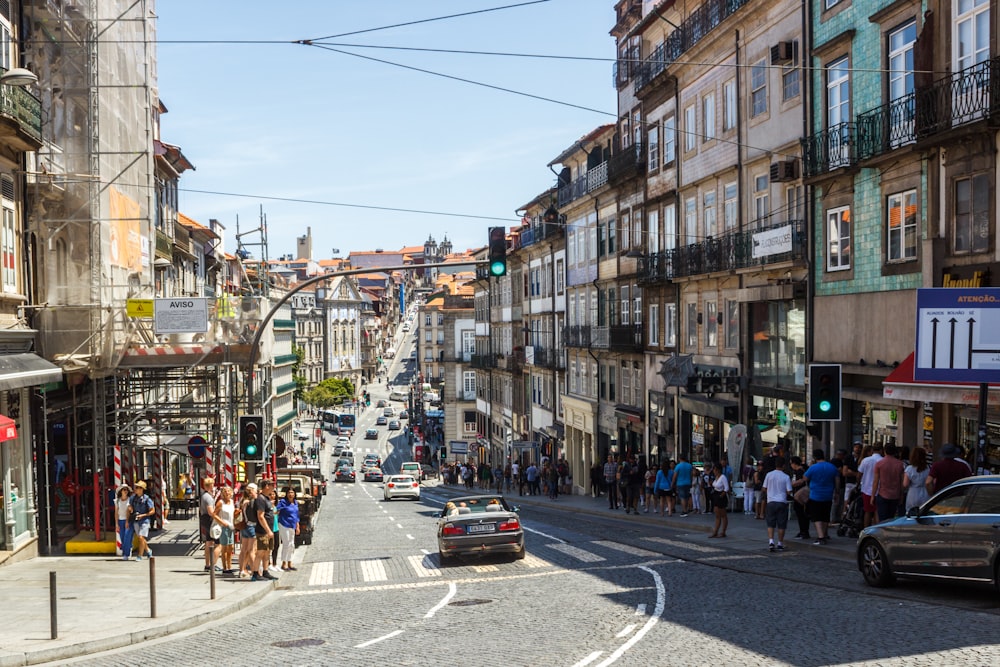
left=0, top=353, right=63, bottom=390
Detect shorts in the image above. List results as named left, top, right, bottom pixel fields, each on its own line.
left=199, top=515, right=215, bottom=543
left=862, top=493, right=876, bottom=514
left=656, top=489, right=674, bottom=498
left=240, top=525, right=256, bottom=540
left=675, top=484, right=691, bottom=500
left=807, top=499, right=833, bottom=523
left=219, top=526, right=234, bottom=546
left=256, top=533, right=274, bottom=551
left=134, top=521, right=150, bottom=538
left=765, top=501, right=789, bottom=529
left=711, top=491, right=728, bottom=510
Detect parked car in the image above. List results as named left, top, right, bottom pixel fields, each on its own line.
left=334, top=466, right=356, bottom=483
left=857, top=475, right=1000, bottom=591
left=364, top=468, right=384, bottom=482
left=420, top=464, right=438, bottom=480
left=384, top=475, right=420, bottom=501
left=436, top=495, right=525, bottom=561
left=376, top=416, right=388, bottom=426
left=364, top=428, right=379, bottom=440
left=387, top=420, right=401, bottom=431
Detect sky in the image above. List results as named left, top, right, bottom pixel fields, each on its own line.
left=155, top=0, right=617, bottom=262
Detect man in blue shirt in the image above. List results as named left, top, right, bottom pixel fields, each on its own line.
left=804, top=448, right=839, bottom=545
left=672, top=455, right=694, bottom=517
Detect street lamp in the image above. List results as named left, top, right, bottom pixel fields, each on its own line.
left=0, top=67, right=38, bottom=87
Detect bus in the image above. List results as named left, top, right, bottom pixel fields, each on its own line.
left=320, top=409, right=356, bottom=436
left=337, top=412, right=356, bottom=435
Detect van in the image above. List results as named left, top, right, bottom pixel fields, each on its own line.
left=402, top=322, right=411, bottom=332
left=389, top=389, right=408, bottom=402
left=339, top=450, right=355, bottom=465
left=400, top=461, right=422, bottom=482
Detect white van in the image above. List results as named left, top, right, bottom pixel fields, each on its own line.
left=389, top=389, right=409, bottom=402
left=400, top=461, right=422, bottom=482
left=402, top=322, right=411, bottom=332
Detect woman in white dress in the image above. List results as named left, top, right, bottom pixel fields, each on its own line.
left=902, top=446, right=930, bottom=512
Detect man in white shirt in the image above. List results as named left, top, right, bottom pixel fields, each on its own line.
left=857, top=444, right=884, bottom=528
left=761, top=457, right=793, bottom=552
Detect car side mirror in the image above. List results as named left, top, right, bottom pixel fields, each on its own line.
left=905, top=506, right=921, bottom=518
left=510, top=505, right=520, bottom=513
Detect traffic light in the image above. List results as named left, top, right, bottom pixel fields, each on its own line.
left=440, top=446, right=447, bottom=460
left=808, top=364, right=842, bottom=421
left=488, top=226, right=507, bottom=277
left=239, top=414, right=265, bottom=461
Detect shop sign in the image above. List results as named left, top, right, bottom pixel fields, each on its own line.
left=914, top=287, right=1000, bottom=382
left=752, top=225, right=793, bottom=259
left=941, top=266, right=991, bottom=288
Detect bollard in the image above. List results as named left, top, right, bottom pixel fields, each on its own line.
left=209, top=550, right=216, bottom=600
left=149, top=556, right=157, bottom=618
left=49, top=571, right=57, bottom=640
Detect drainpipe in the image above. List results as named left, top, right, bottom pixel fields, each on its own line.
left=734, top=29, right=746, bottom=434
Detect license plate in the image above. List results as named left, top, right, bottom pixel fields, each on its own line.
left=467, top=524, right=495, bottom=534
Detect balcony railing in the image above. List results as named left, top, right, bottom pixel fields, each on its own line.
left=633, top=0, right=751, bottom=94
left=608, top=325, right=642, bottom=352
left=608, top=142, right=646, bottom=183
left=532, top=346, right=565, bottom=370
left=563, top=325, right=592, bottom=348
left=807, top=57, right=1000, bottom=172
left=557, top=159, right=609, bottom=207
left=638, top=220, right=806, bottom=282
left=590, top=326, right=610, bottom=349
left=471, top=354, right=497, bottom=370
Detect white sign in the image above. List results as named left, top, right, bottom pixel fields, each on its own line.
left=154, top=297, right=209, bottom=334
left=752, top=225, right=793, bottom=259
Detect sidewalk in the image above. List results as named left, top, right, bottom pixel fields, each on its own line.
left=0, top=516, right=281, bottom=667
left=435, top=478, right=857, bottom=560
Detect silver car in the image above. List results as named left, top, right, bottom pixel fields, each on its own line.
left=857, top=475, right=1000, bottom=591
left=436, top=495, right=525, bottom=562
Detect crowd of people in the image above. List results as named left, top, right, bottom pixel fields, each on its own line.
left=441, top=457, right=572, bottom=499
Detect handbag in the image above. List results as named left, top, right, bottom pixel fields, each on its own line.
left=233, top=506, right=247, bottom=532
left=210, top=522, right=223, bottom=540
left=794, top=484, right=810, bottom=505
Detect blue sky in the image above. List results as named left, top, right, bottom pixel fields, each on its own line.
left=156, top=0, right=616, bottom=261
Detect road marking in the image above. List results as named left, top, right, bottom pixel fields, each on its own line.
left=521, top=552, right=550, bottom=569
left=472, top=564, right=499, bottom=572
left=642, top=536, right=722, bottom=553
left=287, top=568, right=571, bottom=597
left=406, top=534, right=415, bottom=540
left=615, top=624, right=637, bottom=638
left=309, top=561, right=333, bottom=587
left=571, top=651, right=604, bottom=667
left=547, top=543, right=605, bottom=562
left=424, top=581, right=456, bottom=618
left=595, top=565, right=664, bottom=667
left=408, top=554, right=441, bottom=577
left=522, top=525, right=566, bottom=544
left=359, top=559, right=388, bottom=582
left=635, top=603, right=646, bottom=615
left=355, top=629, right=403, bottom=648
left=592, top=540, right=659, bottom=558
left=396, top=523, right=404, bottom=529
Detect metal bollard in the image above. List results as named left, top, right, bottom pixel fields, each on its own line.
left=209, top=550, right=216, bottom=600
left=49, top=571, right=57, bottom=640
left=149, top=556, right=156, bottom=618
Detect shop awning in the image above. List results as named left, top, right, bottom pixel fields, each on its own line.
left=0, top=353, right=63, bottom=390
left=679, top=394, right=739, bottom=422
left=882, top=352, right=1000, bottom=406
left=0, top=414, right=17, bottom=442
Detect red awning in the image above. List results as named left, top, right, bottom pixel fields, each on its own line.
left=0, top=414, right=18, bottom=442
left=882, top=352, right=1000, bottom=405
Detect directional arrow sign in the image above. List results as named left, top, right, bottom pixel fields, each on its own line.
left=914, top=288, right=1000, bottom=382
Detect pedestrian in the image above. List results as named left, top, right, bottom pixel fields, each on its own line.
left=115, top=485, right=134, bottom=561
left=643, top=464, right=656, bottom=513
left=548, top=461, right=560, bottom=500
left=237, top=483, right=258, bottom=578
left=626, top=456, right=643, bottom=513
left=742, top=461, right=756, bottom=516
left=708, top=463, right=730, bottom=538
left=699, top=466, right=715, bottom=514
left=830, top=449, right=847, bottom=523
left=276, top=487, right=300, bottom=571
left=268, top=487, right=281, bottom=570
left=788, top=456, right=810, bottom=539
left=199, top=476, right=221, bottom=572
left=653, top=460, right=674, bottom=516
left=761, top=456, right=792, bottom=552
left=214, top=485, right=236, bottom=575
left=902, top=446, right=930, bottom=512
left=253, top=479, right=277, bottom=581
left=925, top=442, right=973, bottom=495
left=512, top=459, right=522, bottom=494
left=690, top=466, right=704, bottom=514
left=857, top=443, right=883, bottom=528
left=753, top=461, right=766, bottom=519
left=672, top=454, right=694, bottom=516
left=603, top=454, right=620, bottom=510
left=839, top=443, right=861, bottom=521
left=480, top=464, right=492, bottom=490
left=590, top=461, right=603, bottom=498
left=804, top=448, right=839, bottom=545
left=504, top=461, right=513, bottom=493
left=871, top=443, right=905, bottom=523
left=555, top=458, right=567, bottom=495
left=128, top=480, right=155, bottom=561
left=493, top=463, right=504, bottom=493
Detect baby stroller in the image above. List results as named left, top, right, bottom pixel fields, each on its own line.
left=837, top=486, right=864, bottom=538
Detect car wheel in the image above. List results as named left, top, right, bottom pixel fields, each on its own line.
left=513, top=546, right=526, bottom=561
left=859, top=538, right=894, bottom=587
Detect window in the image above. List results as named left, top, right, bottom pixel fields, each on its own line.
left=463, top=371, right=476, bottom=395
left=955, top=174, right=989, bottom=254
left=887, top=189, right=918, bottom=262
left=827, top=57, right=851, bottom=167
left=786, top=185, right=804, bottom=221
left=647, top=209, right=660, bottom=253
left=0, top=20, right=11, bottom=71
left=827, top=206, right=852, bottom=271
left=462, top=330, right=475, bottom=357
left=705, top=300, right=718, bottom=347
left=825, top=0, right=841, bottom=8
left=954, top=0, right=989, bottom=72
left=608, top=363, right=616, bottom=401
left=686, top=302, right=698, bottom=349
left=703, top=93, right=715, bottom=141
left=664, top=205, right=677, bottom=250
left=663, top=116, right=676, bottom=164
left=621, top=114, right=631, bottom=148
left=703, top=190, right=717, bottom=239
left=633, top=110, right=642, bottom=148
left=607, top=218, right=617, bottom=254
left=754, top=174, right=769, bottom=225
left=724, top=182, right=738, bottom=231
left=684, top=197, right=697, bottom=245
left=751, top=60, right=767, bottom=117
left=648, top=125, right=659, bottom=171
left=725, top=299, right=739, bottom=349
left=665, top=303, right=677, bottom=347
left=607, top=287, right=617, bottom=325
left=621, top=212, right=632, bottom=250
left=782, top=43, right=800, bottom=101
left=556, top=259, right=564, bottom=295
left=621, top=361, right=631, bottom=406
left=684, top=105, right=696, bottom=151
left=723, top=80, right=737, bottom=131
left=1, top=176, right=15, bottom=294
left=888, top=22, right=916, bottom=144
left=621, top=285, right=630, bottom=325
left=633, top=288, right=641, bottom=325
left=649, top=304, right=660, bottom=345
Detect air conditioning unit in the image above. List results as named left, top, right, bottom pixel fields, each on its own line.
left=770, top=41, right=794, bottom=65
left=770, top=159, right=799, bottom=183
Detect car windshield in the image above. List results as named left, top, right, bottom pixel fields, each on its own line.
left=448, top=497, right=508, bottom=515
left=390, top=476, right=414, bottom=483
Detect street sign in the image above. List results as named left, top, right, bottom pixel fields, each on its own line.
left=187, top=435, right=206, bottom=459
left=126, top=299, right=154, bottom=318
left=153, top=297, right=209, bottom=334
left=914, top=288, right=1000, bottom=381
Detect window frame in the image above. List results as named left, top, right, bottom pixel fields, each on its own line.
left=750, top=59, right=768, bottom=117
left=684, top=104, right=697, bottom=152
left=663, top=116, right=676, bottom=164
left=647, top=124, right=660, bottom=171
left=723, top=79, right=737, bottom=131
left=705, top=300, right=718, bottom=348
left=649, top=303, right=660, bottom=345
left=886, top=188, right=918, bottom=263
left=702, top=92, right=716, bottom=141
left=954, top=173, right=990, bottom=255
left=827, top=205, right=852, bottom=271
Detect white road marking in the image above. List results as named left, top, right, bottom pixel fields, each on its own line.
left=571, top=651, right=604, bottom=667
left=408, top=554, right=441, bottom=577
left=396, top=523, right=404, bottom=529
left=424, top=581, right=456, bottom=618
left=287, top=567, right=571, bottom=597
left=522, top=525, right=566, bottom=543
left=355, top=629, right=403, bottom=648
left=309, top=561, right=333, bottom=587
left=359, top=559, right=388, bottom=582
left=406, top=534, right=415, bottom=540
left=615, top=624, right=637, bottom=638
left=592, top=540, right=659, bottom=558
left=642, top=536, right=722, bottom=553
left=521, top=552, right=551, bottom=569
left=388, top=517, right=395, bottom=521
left=634, top=603, right=646, bottom=616
left=547, top=543, right=605, bottom=562
left=472, top=564, right=499, bottom=572
left=595, top=565, right=664, bottom=667
left=421, top=548, right=431, bottom=555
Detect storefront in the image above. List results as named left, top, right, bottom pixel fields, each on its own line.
left=678, top=394, right=737, bottom=466
left=751, top=395, right=807, bottom=461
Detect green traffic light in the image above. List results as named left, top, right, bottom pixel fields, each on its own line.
left=246, top=443, right=257, bottom=456
left=819, top=400, right=831, bottom=413
left=489, top=260, right=506, bottom=276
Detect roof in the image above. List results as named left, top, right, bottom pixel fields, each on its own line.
left=548, top=124, right=615, bottom=166
left=399, top=245, right=425, bottom=255
left=177, top=213, right=220, bottom=239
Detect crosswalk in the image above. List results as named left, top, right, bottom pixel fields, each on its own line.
left=304, top=538, right=667, bottom=586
